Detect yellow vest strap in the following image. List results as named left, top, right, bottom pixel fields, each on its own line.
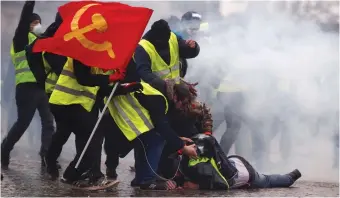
left=15, top=67, right=31, bottom=75
left=112, top=94, right=154, bottom=136
left=154, top=64, right=180, bottom=77
left=55, top=69, right=97, bottom=100
left=14, top=55, right=27, bottom=64
left=61, top=70, right=76, bottom=78
left=46, top=78, right=57, bottom=85
left=54, top=84, right=97, bottom=100
left=112, top=99, right=142, bottom=136
left=125, top=94, right=154, bottom=129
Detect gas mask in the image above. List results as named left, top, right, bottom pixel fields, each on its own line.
left=32, top=23, right=44, bottom=36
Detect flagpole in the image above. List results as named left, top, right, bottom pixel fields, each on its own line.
left=75, top=82, right=119, bottom=169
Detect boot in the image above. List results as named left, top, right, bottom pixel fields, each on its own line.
left=287, top=169, right=301, bottom=181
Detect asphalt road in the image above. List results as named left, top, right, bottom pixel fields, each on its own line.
left=1, top=147, right=339, bottom=197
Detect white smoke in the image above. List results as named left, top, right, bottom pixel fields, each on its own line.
left=1, top=0, right=338, bottom=183
left=184, top=1, right=339, bottom=182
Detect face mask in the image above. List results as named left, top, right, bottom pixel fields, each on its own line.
left=32, top=23, right=44, bottom=35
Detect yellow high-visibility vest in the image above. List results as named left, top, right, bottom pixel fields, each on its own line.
left=10, top=32, right=37, bottom=85
left=49, top=58, right=102, bottom=112
left=42, top=52, right=59, bottom=94
left=138, top=32, right=180, bottom=84
left=188, top=157, right=229, bottom=190
left=106, top=82, right=168, bottom=141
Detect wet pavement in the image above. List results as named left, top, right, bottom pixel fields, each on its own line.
left=1, top=146, right=339, bottom=197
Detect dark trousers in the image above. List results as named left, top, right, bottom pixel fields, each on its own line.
left=1, top=83, right=54, bottom=157
left=46, top=104, right=73, bottom=169
left=134, top=130, right=165, bottom=184
left=217, top=92, right=266, bottom=168
left=102, top=112, right=132, bottom=173
left=50, top=104, right=104, bottom=182
left=218, top=92, right=244, bottom=155
left=97, top=111, right=132, bottom=175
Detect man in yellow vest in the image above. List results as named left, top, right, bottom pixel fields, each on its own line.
left=105, top=76, right=198, bottom=190
left=48, top=56, right=124, bottom=189
left=134, top=19, right=199, bottom=89
left=1, top=0, right=55, bottom=169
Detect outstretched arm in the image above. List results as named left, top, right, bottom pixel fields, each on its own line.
left=13, top=0, right=35, bottom=52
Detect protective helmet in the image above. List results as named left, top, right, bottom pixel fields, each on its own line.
left=181, top=11, right=202, bottom=30
left=181, top=11, right=202, bottom=22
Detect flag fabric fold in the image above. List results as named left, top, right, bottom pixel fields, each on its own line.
left=33, top=1, right=153, bottom=70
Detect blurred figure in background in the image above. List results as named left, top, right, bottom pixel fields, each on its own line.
left=166, top=15, right=181, bottom=33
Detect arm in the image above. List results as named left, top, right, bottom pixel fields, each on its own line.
left=43, top=53, right=67, bottom=75
left=136, top=93, right=184, bottom=152
left=134, top=45, right=163, bottom=84
left=73, top=59, right=110, bottom=87
left=178, top=37, right=200, bottom=59
left=134, top=45, right=167, bottom=93
left=13, top=0, right=35, bottom=52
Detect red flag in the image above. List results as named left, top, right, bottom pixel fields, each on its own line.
left=33, top=1, right=153, bottom=70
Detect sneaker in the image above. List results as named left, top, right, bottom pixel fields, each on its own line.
left=287, top=169, right=302, bottom=181
left=139, top=180, right=177, bottom=190
left=72, top=176, right=119, bottom=191
left=106, top=169, right=118, bottom=180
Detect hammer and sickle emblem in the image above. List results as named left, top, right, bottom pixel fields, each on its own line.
left=64, top=3, right=115, bottom=59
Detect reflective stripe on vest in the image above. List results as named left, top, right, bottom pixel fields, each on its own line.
left=10, top=32, right=37, bottom=85
left=107, top=82, right=168, bottom=141
left=138, top=32, right=180, bottom=84
left=54, top=69, right=97, bottom=100
left=49, top=58, right=100, bottom=112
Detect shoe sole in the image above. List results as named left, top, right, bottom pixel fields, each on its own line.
left=71, top=180, right=119, bottom=191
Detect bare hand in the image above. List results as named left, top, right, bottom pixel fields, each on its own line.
left=180, top=137, right=193, bottom=143
left=185, top=40, right=196, bottom=48
left=183, top=181, right=199, bottom=189
left=182, top=144, right=198, bottom=159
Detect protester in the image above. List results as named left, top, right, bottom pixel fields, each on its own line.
left=1, top=0, right=55, bottom=169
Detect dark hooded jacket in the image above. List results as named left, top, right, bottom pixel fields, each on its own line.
left=178, top=134, right=257, bottom=190
left=134, top=19, right=200, bottom=95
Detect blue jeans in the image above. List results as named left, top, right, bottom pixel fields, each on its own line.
left=250, top=171, right=294, bottom=188
left=134, top=129, right=165, bottom=184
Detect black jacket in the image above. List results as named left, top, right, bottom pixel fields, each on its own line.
left=74, top=60, right=184, bottom=153
left=13, top=1, right=35, bottom=53
left=180, top=134, right=238, bottom=189
left=134, top=30, right=200, bottom=94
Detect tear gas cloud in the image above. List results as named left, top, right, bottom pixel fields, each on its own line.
left=1, top=1, right=339, bottom=182
left=183, top=1, right=339, bottom=182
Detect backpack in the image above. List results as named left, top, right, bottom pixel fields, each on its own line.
left=180, top=134, right=238, bottom=190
